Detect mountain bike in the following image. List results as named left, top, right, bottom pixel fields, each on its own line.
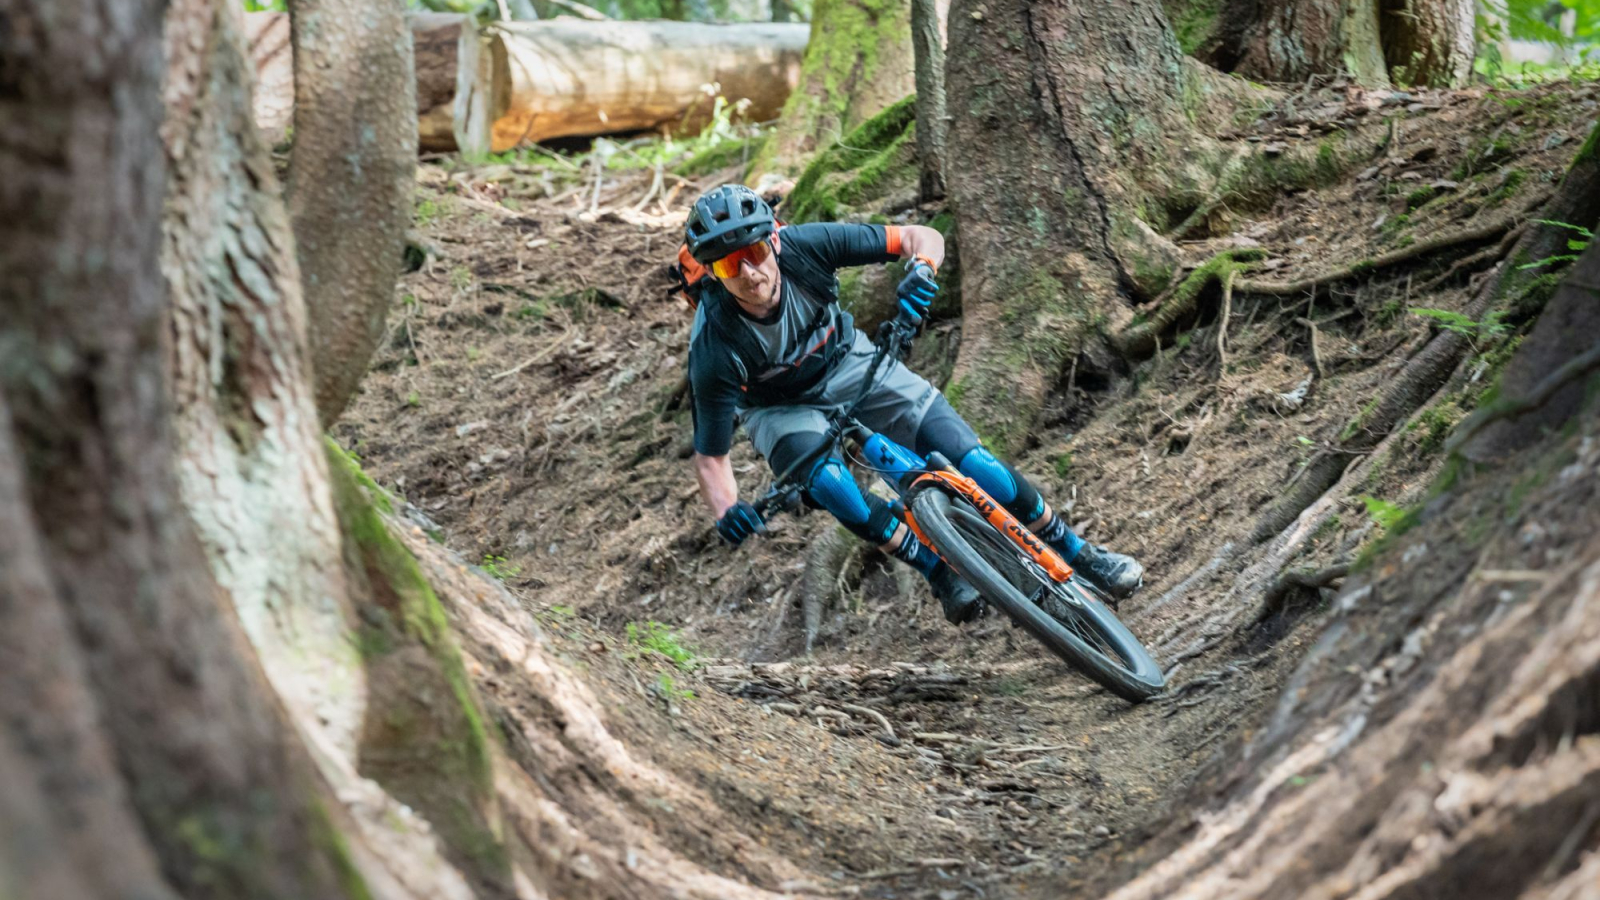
left=752, top=318, right=1166, bottom=703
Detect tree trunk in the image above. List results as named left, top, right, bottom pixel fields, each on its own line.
left=910, top=0, right=946, bottom=201
left=757, top=0, right=917, bottom=173
left=1212, top=0, right=1473, bottom=87
left=0, top=0, right=370, bottom=895
left=247, top=11, right=508, bottom=156
left=1379, top=0, right=1475, bottom=86
left=1215, top=0, right=1389, bottom=85
left=943, top=0, right=1245, bottom=453
left=287, top=0, right=418, bottom=426
left=492, top=20, right=808, bottom=150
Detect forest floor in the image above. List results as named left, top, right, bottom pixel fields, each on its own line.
left=337, top=79, right=1600, bottom=898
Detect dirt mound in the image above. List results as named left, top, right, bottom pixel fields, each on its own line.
left=337, top=80, right=1600, bottom=897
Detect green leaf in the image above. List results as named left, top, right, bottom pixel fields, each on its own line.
left=1534, top=219, right=1595, bottom=239
left=1361, top=495, right=1408, bottom=530
left=1408, top=307, right=1478, bottom=336
left=1518, top=254, right=1581, bottom=271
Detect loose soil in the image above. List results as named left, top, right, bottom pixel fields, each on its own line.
left=337, top=80, right=1600, bottom=898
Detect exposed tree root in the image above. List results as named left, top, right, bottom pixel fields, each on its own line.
left=1247, top=177, right=1593, bottom=544
left=1254, top=562, right=1350, bottom=624
left=1446, top=340, right=1600, bottom=455
left=1233, top=209, right=1532, bottom=296
left=1116, top=208, right=1530, bottom=363
left=799, top=525, right=862, bottom=653
left=1115, top=249, right=1266, bottom=358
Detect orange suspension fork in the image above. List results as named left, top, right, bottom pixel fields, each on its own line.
left=903, top=471, right=1075, bottom=583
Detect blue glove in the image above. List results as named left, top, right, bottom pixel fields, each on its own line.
left=895, top=261, right=938, bottom=325
left=716, top=500, right=766, bottom=547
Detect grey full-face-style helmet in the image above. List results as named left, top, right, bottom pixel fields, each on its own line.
left=684, top=184, right=776, bottom=264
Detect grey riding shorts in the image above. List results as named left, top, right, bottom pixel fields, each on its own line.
left=738, top=331, right=973, bottom=478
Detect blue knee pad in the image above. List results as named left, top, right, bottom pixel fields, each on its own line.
left=806, top=458, right=899, bottom=544
left=958, top=447, right=1046, bottom=522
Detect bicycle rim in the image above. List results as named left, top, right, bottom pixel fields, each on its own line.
left=909, top=486, right=1165, bottom=702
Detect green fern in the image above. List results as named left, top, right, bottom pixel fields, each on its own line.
left=1360, top=496, right=1408, bottom=531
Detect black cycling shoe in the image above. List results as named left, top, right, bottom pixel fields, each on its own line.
left=927, top=562, right=984, bottom=624
left=1071, top=543, right=1144, bottom=601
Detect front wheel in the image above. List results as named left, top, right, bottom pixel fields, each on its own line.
left=908, top=486, right=1166, bottom=703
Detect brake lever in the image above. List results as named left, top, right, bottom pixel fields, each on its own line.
left=753, top=484, right=805, bottom=519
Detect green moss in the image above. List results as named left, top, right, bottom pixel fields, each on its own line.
left=330, top=441, right=395, bottom=514
left=309, top=801, right=376, bottom=900
left=1405, top=185, right=1438, bottom=210
left=1574, top=122, right=1600, bottom=167
left=1410, top=399, right=1465, bottom=455
left=324, top=441, right=507, bottom=891
left=679, top=135, right=756, bottom=177
left=754, top=0, right=913, bottom=176
left=1053, top=451, right=1075, bottom=479
left=1485, top=168, right=1527, bottom=206
left=1342, top=395, right=1383, bottom=442
left=1117, top=247, right=1265, bottom=356
left=785, top=94, right=918, bottom=222
left=1226, top=134, right=1356, bottom=206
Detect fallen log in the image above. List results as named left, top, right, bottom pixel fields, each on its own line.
left=491, top=19, right=807, bottom=150
left=246, top=12, right=806, bottom=156
left=247, top=11, right=506, bottom=156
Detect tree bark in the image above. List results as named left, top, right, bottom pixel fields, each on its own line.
left=910, top=0, right=946, bottom=201
left=492, top=20, right=807, bottom=150
left=0, top=0, right=370, bottom=895
left=411, top=12, right=506, bottom=157
left=758, top=0, right=917, bottom=172
left=1212, top=0, right=1473, bottom=87
left=1379, top=0, right=1475, bottom=87
left=288, top=0, right=418, bottom=426
left=943, top=0, right=1245, bottom=452
left=247, top=12, right=508, bottom=156
left=1215, top=0, right=1390, bottom=85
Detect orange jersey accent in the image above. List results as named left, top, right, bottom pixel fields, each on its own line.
left=884, top=225, right=903, bottom=256
left=905, top=472, right=1074, bottom=583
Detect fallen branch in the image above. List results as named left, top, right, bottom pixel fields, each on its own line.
left=490, top=334, right=568, bottom=379
left=838, top=702, right=898, bottom=744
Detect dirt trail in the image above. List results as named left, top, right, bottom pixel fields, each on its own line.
left=338, top=81, right=1600, bottom=898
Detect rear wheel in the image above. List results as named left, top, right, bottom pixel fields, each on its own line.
left=908, top=486, right=1166, bottom=702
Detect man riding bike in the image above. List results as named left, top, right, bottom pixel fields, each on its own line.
left=684, top=184, right=1143, bottom=623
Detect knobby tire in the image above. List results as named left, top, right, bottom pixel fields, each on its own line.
left=908, top=486, right=1166, bottom=703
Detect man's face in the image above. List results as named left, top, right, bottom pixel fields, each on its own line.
left=717, top=236, right=781, bottom=308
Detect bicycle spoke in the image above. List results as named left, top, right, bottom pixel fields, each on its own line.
left=946, top=504, right=1134, bottom=671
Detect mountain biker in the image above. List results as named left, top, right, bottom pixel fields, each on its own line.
left=683, top=184, right=1144, bottom=623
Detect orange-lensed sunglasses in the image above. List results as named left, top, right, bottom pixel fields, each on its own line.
left=709, top=240, right=773, bottom=279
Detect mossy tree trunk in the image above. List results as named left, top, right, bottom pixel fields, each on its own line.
left=287, top=0, right=418, bottom=426
left=0, top=0, right=372, bottom=895
left=165, top=1, right=493, bottom=895
left=1210, top=0, right=1471, bottom=87
left=757, top=0, right=918, bottom=173
left=942, top=0, right=1250, bottom=452
left=7, top=0, right=839, bottom=895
